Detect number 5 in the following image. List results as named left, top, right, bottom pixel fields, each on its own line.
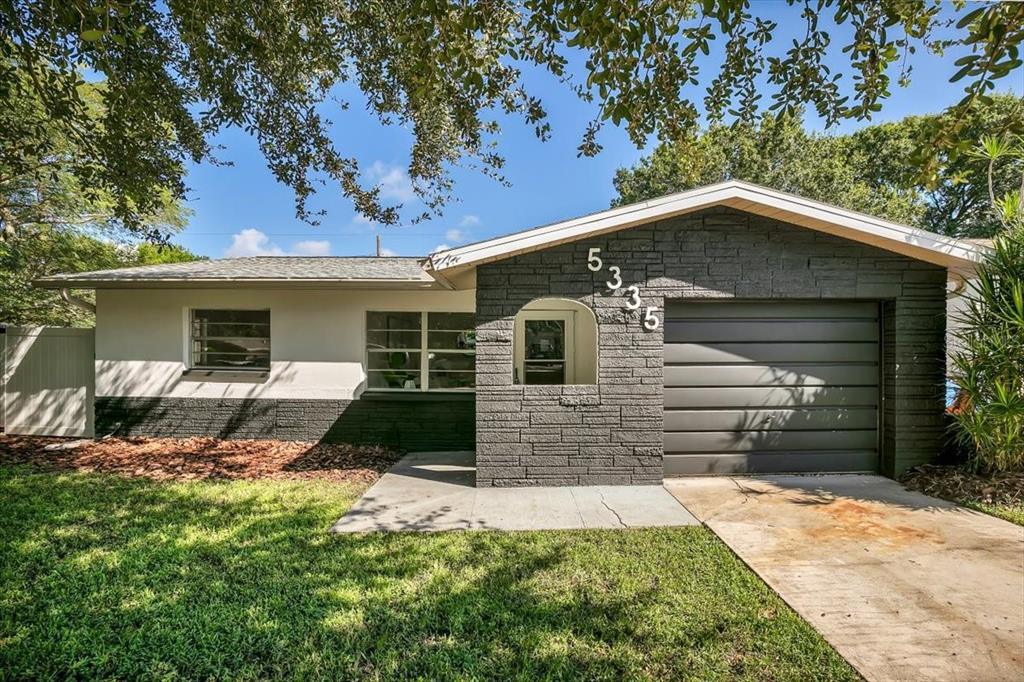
left=587, top=247, right=603, bottom=272
left=644, top=306, right=660, bottom=330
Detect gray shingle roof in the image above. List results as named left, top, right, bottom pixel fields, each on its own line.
left=36, top=256, right=435, bottom=288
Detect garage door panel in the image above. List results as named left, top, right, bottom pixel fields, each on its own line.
left=664, top=342, right=878, bottom=364
left=665, top=429, right=877, bottom=453
left=665, top=364, right=878, bottom=387
left=664, top=300, right=879, bottom=474
left=664, top=451, right=878, bottom=475
left=664, top=407, right=877, bottom=431
left=665, top=301, right=879, bottom=319
left=664, top=320, right=878, bottom=343
left=665, top=386, right=879, bottom=409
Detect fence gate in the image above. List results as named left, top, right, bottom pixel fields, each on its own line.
left=1, top=326, right=95, bottom=438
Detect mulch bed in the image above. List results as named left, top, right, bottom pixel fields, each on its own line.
left=901, top=463, right=1024, bottom=508
left=0, top=435, right=402, bottom=484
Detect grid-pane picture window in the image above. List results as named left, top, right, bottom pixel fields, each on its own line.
left=191, top=309, right=270, bottom=370
left=427, top=312, right=476, bottom=390
left=366, top=312, right=423, bottom=390
left=366, top=311, right=475, bottom=391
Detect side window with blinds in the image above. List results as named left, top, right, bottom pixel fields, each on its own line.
left=190, top=309, right=270, bottom=370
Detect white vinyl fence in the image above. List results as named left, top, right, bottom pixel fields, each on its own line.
left=1, top=326, right=95, bottom=438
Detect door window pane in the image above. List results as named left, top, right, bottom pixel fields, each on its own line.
left=522, top=318, right=568, bottom=385
left=523, top=361, right=566, bottom=385
left=525, top=320, right=565, bottom=360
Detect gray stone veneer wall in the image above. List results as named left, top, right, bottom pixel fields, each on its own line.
left=474, top=207, right=947, bottom=487
left=95, top=394, right=475, bottom=450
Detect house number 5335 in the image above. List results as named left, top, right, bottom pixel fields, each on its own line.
left=587, top=248, right=660, bottom=330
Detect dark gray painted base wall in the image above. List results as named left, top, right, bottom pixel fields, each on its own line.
left=95, top=394, right=475, bottom=451
left=474, top=207, right=947, bottom=487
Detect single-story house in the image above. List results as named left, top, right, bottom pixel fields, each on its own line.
left=38, top=180, right=988, bottom=486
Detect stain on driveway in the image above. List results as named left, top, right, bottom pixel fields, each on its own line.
left=665, top=475, right=1024, bottom=682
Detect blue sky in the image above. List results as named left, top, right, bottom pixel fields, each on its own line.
left=174, top=5, right=1023, bottom=259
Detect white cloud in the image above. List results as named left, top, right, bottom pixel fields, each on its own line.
left=458, top=214, right=480, bottom=228
left=225, top=229, right=331, bottom=257
left=226, top=229, right=284, bottom=257
left=291, top=239, right=331, bottom=256
left=352, top=213, right=375, bottom=225
left=380, top=246, right=398, bottom=257
left=444, top=228, right=466, bottom=243
left=369, top=161, right=416, bottom=202
left=431, top=243, right=451, bottom=254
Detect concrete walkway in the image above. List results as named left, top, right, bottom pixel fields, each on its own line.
left=331, top=451, right=698, bottom=533
left=665, top=475, right=1024, bottom=682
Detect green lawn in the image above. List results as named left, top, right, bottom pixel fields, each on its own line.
left=1, top=466, right=857, bottom=680
left=963, top=501, right=1024, bottom=526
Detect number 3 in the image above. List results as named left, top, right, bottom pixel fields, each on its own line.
left=587, top=247, right=603, bottom=272
left=606, top=265, right=622, bottom=291
left=644, top=306, right=660, bottom=330
left=625, top=285, right=641, bottom=310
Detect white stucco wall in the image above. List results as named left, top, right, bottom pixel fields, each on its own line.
left=95, top=288, right=475, bottom=400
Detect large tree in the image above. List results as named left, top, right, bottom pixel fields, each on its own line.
left=0, top=73, right=194, bottom=325
left=1, top=1, right=1021, bottom=235
left=0, top=229, right=201, bottom=327
left=613, top=94, right=1024, bottom=238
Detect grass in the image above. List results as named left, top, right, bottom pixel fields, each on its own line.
left=0, top=465, right=858, bottom=680
left=962, top=501, right=1024, bottom=526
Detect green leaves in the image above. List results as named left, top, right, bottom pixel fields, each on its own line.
left=3, top=0, right=1023, bottom=228
left=613, top=100, right=1024, bottom=240
left=949, top=156, right=1024, bottom=472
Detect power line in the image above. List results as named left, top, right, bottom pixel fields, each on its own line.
left=185, top=231, right=449, bottom=238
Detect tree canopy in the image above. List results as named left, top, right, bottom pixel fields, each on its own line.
left=0, top=228, right=202, bottom=327
left=2, top=1, right=1021, bottom=236
left=613, top=94, right=1024, bottom=238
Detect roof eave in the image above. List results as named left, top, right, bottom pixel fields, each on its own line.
left=428, top=180, right=991, bottom=275
left=33, top=278, right=444, bottom=290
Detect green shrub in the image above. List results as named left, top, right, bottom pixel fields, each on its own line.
left=950, top=220, right=1024, bottom=473
left=950, top=136, right=1024, bottom=473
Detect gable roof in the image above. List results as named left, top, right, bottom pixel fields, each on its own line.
left=36, top=256, right=438, bottom=289
left=426, top=180, right=990, bottom=281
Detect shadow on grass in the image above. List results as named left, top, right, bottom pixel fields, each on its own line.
left=0, top=466, right=858, bottom=680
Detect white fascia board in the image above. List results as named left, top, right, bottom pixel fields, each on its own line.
left=427, top=180, right=990, bottom=272
left=34, top=278, right=443, bottom=290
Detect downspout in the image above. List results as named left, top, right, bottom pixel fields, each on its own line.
left=59, top=288, right=96, bottom=314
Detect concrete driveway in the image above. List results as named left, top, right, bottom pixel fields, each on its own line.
left=665, top=475, right=1024, bottom=682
